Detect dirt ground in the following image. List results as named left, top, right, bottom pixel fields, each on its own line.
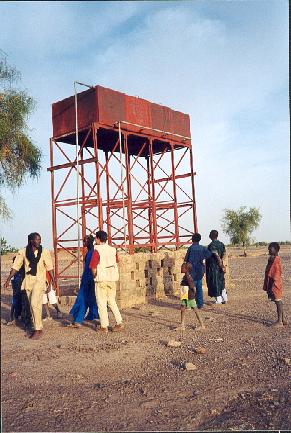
left=1, top=247, right=291, bottom=432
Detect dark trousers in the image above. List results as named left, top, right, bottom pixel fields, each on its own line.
left=194, top=279, right=203, bottom=309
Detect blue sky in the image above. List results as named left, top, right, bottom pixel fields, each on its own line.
left=0, top=0, right=289, bottom=249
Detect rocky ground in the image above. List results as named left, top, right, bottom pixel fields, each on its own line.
left=1, top=248, right=291, bottom=432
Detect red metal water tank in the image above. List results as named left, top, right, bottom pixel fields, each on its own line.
left=52, top=85, right=191, bottom=141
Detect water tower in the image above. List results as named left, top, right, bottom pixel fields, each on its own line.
left=48, top=85, right=197, bottom=289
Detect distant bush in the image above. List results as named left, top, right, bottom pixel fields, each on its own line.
left=253, top=242, right=268, bottom=246
left=226, top=241, right=290, bottom=248
left=0, top=237, right=18, bottom=255
left=253, top=241, right=291, bottom=247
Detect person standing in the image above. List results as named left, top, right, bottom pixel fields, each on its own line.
left=263, top=242, right=287, bottom=327
left=6, top=257, right=25, bottom=326
left=184, top=233, right=213, bottom=309
left=90, top=230, right=123, bottom=333
left=68, top=235, right=99, bottom=328
left=206, top=230, right=227, bottom=304
left=4, top=232, right=55, bottom=339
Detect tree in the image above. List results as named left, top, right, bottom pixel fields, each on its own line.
left=0, top=237, right=18, bottom=255
left=0, top=52, right=42, bottom=220
left=221, top=206, right=262, bottom=255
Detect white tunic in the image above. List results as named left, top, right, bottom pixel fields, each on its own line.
left=94, top=244, right=119, bottom=282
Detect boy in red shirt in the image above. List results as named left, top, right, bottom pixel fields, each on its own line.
left=263, top=242, right=287, bottom=327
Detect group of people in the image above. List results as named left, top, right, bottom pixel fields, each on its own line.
left=179, top=231, right=286, bottom=330
left=4, top=230, right=124, bottom=339
left=178, top=230, right=227, bottom=330
left=4, top=228, right=286, bottom=339
left=68, top=231, right=123, bottom=333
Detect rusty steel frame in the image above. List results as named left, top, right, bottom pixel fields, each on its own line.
left=48, top=122, right=198, bottom=290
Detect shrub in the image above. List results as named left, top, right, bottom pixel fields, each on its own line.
left=0, top=237, right=18, bottom=255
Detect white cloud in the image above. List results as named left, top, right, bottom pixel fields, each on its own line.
left=0, top=1, right=289, bottom=248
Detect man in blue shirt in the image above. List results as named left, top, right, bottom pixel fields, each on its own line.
left=184, top=233, right=213, bottom=309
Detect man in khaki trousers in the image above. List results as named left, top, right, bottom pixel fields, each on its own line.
left=4, top=232, right=56, bottom=339
left=89, top=230, right=123, bottom=333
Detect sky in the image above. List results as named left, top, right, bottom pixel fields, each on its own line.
left=0, top=0, right=289, bottom=249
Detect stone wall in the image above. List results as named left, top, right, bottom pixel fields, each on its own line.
left=1, top=250, right=231, bottom=309
left=115, top=249, right=231, bottom=309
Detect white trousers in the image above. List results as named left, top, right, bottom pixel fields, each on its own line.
left=95, top=281, right=122, bottom=328
left=42, top=288, right=58, bottom=305
left=216, top=289, right=228, bottom=304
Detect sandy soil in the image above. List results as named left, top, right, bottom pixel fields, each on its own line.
left=1, top=249, right=291, bottom=432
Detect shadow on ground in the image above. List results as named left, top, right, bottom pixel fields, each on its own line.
left=197, top=386, right=291, bottom=430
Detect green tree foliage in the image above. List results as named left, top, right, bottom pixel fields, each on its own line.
left=0, top=53, right=41, bottom=220
left=222, top=206, right=262, bottom=255
left=253, top=241, right=268, bottom=246
left=0, top=237, right=18, bottom=255
left=253, top=241, right=291, bottom=246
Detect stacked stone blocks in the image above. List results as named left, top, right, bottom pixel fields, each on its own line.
left=60, top=249, right=231, bottom=308
left=116, top=250, right=231, bottom=309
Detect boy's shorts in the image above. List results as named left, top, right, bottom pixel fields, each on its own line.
left=43, top=289, right=58, bottom=305
left=181, top=299, right=197, bottom=309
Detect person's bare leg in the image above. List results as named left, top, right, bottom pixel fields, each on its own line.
left=282, top=304, right=288, bottom=325
left=181, top=306, right=186, bottom=330
left=194, top=308, right=205, bottom=329
left=43, top=304, right=51, bottom=321
left=278, top=301, right=287, bottom=325
left=53, top=303, right=62, bottom=317
left=7, top=305, right=16, bottom=325
left=271, top=301, right=284, bottom=327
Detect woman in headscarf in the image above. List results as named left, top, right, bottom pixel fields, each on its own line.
left=68, top=235, right=99, bottom=328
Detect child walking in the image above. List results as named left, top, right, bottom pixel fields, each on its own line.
left=263, top=242, right=287, bottom=327
left=179, top=262, right=205, bottom=331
